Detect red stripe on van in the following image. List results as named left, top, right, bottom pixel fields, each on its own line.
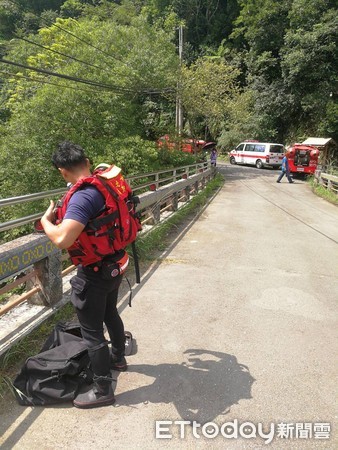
left=233, top=153, right=267, bottom=159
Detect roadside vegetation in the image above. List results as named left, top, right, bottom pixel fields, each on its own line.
left=308, top=176, right=338, bottom=206
left=0, top=1, right=337, bottom=239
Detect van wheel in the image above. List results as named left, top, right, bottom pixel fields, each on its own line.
left=230, top=157, right=236, bottom=165
left=256, top=159, right=263, bottom=169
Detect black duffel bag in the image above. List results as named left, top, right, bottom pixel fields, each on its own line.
left=12, top=322, right=92, bottom=406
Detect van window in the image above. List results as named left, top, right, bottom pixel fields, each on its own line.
left=236, top=144, right=245, bottom=151
left=270, top=145, right=284, bottom=153
left=255, top=144, right=266, bottom=152
left=245, top=144, right=266, bottom=152
left=245, top=144, right=256, bottom=152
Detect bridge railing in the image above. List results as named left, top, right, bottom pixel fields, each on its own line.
left=314, top=166, right=338, bottom=195
left=0, top=163, right=208, bottom=233
left=0, top=162, right=215, bottom=355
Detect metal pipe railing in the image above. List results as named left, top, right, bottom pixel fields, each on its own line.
left=0, top=188, right=66, bottom=207
left=0, top=162, right=209, bottom=233
left=0, top=212, right=45, bottom=233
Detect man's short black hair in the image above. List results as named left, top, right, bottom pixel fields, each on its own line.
left=52, top=141, right=88, bottom=170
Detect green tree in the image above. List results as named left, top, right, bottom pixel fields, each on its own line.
left=143, top=0, right=240, bottom=54
left=281, top=0, right=338, bottom=141
left=0, top=1, right=21, bottom=39
left=0, top=12, right=178, bottom=199
left=181, top=58, right=243, bottom=141
left=218, top=89, right=262, bottom=150
left=232, top=0, right=291, bottom=59
left=229, top=0, right=338, bottom=143
left=228, top=0, right=293, bottom=142
left=0, top=0, right=65, bottom=38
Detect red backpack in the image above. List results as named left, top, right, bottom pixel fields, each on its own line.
left=55, top=165, right=142, bottom=269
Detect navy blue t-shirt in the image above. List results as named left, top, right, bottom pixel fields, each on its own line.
left=64, top=186, right=105, bottom=225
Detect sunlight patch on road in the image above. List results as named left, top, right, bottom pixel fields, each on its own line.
left=251, top=287, right=331, bottom=321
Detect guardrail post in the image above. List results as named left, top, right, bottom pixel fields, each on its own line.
left=29, top=250, right=63, bottom=306
left=171, top=192, right=178, bottom=211
left=194, top=180, right=199, bottom=195
left=152, top=203, right=161, bottom=223
left=183, top=170, right=190, bottom=200
left=314, top=169, right=320, bottom=185
left=185, top=186, right=190, bottom=201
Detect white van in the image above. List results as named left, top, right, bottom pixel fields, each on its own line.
left=229, top=141, right=284, bottom=169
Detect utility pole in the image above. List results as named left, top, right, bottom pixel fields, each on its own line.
left=176, top=25, right=183, bottom=136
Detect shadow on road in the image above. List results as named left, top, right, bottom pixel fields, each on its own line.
left=119, top=349, right=255, bottom=424
left=0, top=407, right=45, bottom=449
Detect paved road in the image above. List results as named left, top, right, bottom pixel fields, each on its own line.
left=1, top=164, right=337, bottom=449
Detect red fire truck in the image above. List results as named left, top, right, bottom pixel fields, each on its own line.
left=286, top=144, right=320, bottom=175
left=157, top=134, right=206, bottom=154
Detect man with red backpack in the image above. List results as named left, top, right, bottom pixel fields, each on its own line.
left=41, top=141, right=140, bottom=409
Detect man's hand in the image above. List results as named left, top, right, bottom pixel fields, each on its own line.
left=41, top=201, right=85, bottom=249
left=42, top=200, right=55, bottom=224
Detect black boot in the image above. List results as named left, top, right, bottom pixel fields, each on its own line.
left=73, top=374, right=115, bottom=409
left=110, top=355, right=127, bottom=372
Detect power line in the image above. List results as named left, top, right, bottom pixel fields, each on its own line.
left=17, top=36, right=111, bottom=74
left=1, top=9, right=176, bottom=96
left=0, top=58, right=136, bottom=93
left=0, top=70, right=105, bottom=94
left=4, top=19, right=177, bottom=94
left=1, top=70, right=175, bottom=98
left=0, top=70, right=175, bottom=104
left=0, top=58, right=176, bottom=95
left=2, top=1, right=177, bottom=95
left=51, top=22, right=128, bottom=66
left=49, top=22, right=175, bottom=87
left=40, top=21, right=177, bottom=92
left=6, top=2, right=127, bottom=69
left=23, top=34, right=176, bottom=94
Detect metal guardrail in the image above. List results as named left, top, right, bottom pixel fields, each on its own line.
left=0, top=163, right=207, bottom=233
left=314, top=168, right=338, bottom=195
left=0, top=163, right=216, bottom=355
left=317, top=164, right=338, bottom=176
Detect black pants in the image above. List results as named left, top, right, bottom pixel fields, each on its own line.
left=70, top=265, right=125, bottom=376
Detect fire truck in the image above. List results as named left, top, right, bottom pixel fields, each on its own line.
left=286, top=144, right=320, bottom=175
left=157, top=134, right=206, bottom=154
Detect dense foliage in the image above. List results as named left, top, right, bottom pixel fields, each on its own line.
left=0, top=0, right=337, bottom=207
